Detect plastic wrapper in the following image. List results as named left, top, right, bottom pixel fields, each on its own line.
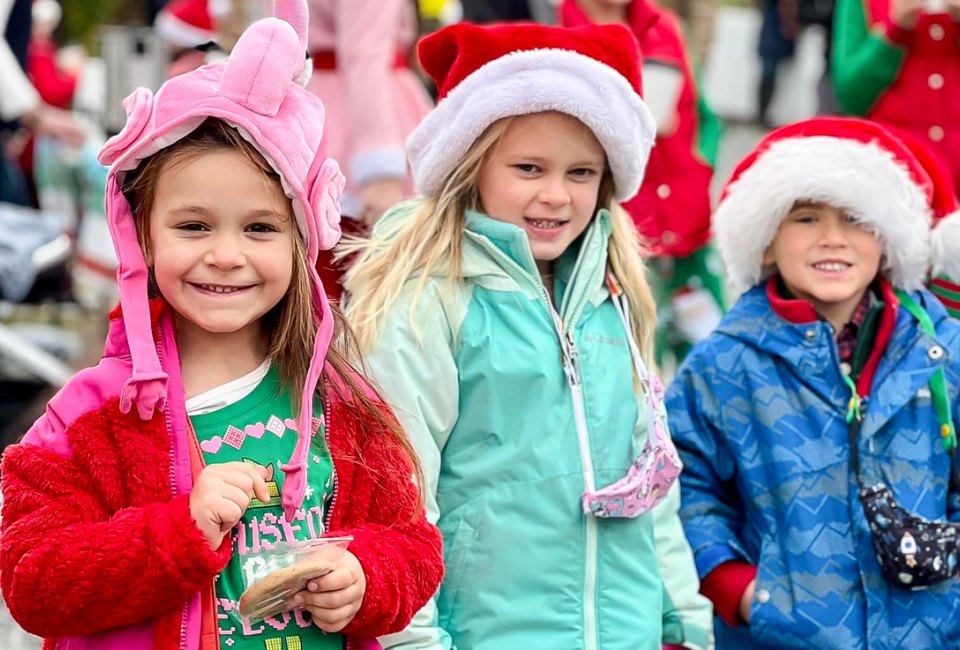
left=237, top=536, right=353, bottom=622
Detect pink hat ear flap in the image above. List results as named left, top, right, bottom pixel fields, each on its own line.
left=106, top=175, right=169, bottom=420
left=308, top=159, right=345, bottom=251
left=280, top=283, right=335, bottom=521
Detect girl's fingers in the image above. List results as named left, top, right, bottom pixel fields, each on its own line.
left=304, top=603, right=359, bottom=632
left=296, top=584, right=361, bottom=610
left=219, top=483, right=253, bottom=509
left=221, top=463, right=271, bottom=502
left=307, top=567, right=356, bottom=592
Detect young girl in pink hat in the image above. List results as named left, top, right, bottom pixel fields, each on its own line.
left=0, top=2, right=443, bottom=649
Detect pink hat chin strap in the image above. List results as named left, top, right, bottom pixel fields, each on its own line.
left=107, top=175, right=169, bottom=420
left=280, top=266, right=335, bottom=521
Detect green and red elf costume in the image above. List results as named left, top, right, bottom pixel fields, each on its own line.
left=561, top=0, right=725, bottom=367
left=895, top=129, right=960, bottom=319
left=832, top=0, right=960, bottom=192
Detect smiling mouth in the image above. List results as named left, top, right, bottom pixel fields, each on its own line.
left=812, top=261, right=851, bottom=272
left=524, top=218, right=567, bottom=230
left=191, top=282, right=254, bottom=294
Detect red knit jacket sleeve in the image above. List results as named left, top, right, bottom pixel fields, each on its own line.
left=0, top=404, right=231, bottom=639
left=324, top=400, right=444, bottom=638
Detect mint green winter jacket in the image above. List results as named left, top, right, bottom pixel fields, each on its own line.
left=356, top=203, right=713, bottom=650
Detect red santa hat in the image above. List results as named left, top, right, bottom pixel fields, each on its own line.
left=155, top=0, right=216, bottom=49
left=406, top=22, right=656, bottom=202
left=894, top=130, right=960, bottom=315
left=901, top=136, right=960, bottom=283
left=714, top=117, right=934, bottom=297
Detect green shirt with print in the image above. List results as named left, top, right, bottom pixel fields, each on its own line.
left=191, top=365, right=342, bottom=650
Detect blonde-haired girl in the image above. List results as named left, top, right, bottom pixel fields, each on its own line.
left=344, top=21, right=712, bottom=650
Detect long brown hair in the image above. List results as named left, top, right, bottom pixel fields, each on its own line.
left=124, top=118, right=423, bottom=495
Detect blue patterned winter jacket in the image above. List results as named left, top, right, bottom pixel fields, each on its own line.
left=667, top=280, right=960, bottom=650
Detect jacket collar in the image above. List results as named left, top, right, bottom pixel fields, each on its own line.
left=560, top=0, right=659, bottom=37
left=463, top=209, right=613, bottom=324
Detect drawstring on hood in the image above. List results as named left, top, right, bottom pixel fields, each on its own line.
left=97, top=0, right=344, bottom=521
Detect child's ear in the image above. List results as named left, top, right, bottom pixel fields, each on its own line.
left=761, top=245, right=775, bottom=268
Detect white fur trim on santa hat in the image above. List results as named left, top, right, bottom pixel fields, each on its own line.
left=155, top=10, right=215, bottom=49
left=932, top=211, right=960, bottom=280
left=407, top=48, right=656, bottom=202
left=714, top=136, right=932, bottom=298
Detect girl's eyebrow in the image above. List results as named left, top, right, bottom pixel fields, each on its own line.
left=167, top=206, right=286, bottom=219
left=169, top=205, right=211, bottom=216
left=506, top=155, right=604, bottom=167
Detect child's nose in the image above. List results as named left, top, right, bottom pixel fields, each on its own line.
left=204, top=233, right=247, bottom=268
left=819, top=219, right=848, bottom=246
left=537, top=176, right=572, bottom=207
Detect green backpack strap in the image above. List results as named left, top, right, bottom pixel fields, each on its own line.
left=896, top=289, right=957, bottom=453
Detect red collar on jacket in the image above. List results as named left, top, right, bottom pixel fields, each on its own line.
left=766, top=275, right=899, bottom=396
left=560, top=0, right=659, bottom=39
left=108, top=297, right=168, bottom=325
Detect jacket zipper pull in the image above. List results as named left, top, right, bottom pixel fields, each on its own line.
left=562, top=328, right=581, bottom=387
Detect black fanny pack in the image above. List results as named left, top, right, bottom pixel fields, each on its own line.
left=859, top=480, right=960, bottom=589
left=852, top=290, right=959, bottom=590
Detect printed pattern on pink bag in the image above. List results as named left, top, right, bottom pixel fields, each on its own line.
left=582, top=365, right=682, bottom=518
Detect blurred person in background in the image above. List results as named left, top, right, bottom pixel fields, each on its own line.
left=757, top=0, right=798, bottom=126
left=562, top=0, right=725, bottom=371
left=656, top=0, right=716, bottom=64
left=460, top=0, right=558, bottom=23
left=307, top=0, right=434, bottom=300
left=833, top=0, right=960, bottom=192
left=19, top=0, right=82, bottom=201
left=1, top=0, right=84, bottom=205
left=155, top=0, right=222, bottom=76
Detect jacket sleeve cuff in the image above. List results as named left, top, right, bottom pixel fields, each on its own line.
left=883, top=20, right=916, bottom=47
left=160, top=494, right=233, bottom=581
left=699, top=561, right=757, bottom=627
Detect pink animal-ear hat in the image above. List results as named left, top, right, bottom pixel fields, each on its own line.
left=98, top=0, right=345, bottom=520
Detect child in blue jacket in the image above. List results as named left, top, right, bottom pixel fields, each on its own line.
left=667, top=117, right=960, bottom=650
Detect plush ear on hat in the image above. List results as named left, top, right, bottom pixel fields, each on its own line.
left=99, top=88, right=155, bottom=168
left=273, top=0, right=311, bottom=86
left=308, top=158, right=345, bottom=252
left=220, top=16, right=302, bottom=116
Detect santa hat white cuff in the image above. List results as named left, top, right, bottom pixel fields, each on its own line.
left=715, top=133, right=932, bottom=297
left=408, top=49, right=655, bottom=202
left=932, top=211, right=960, bottom=280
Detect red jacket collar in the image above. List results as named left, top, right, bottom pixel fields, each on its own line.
left=765, top=275, right=900, bottom=396
left=559, top=0, right=659, bottom=39
left=109, top=297, right=168, bottom=325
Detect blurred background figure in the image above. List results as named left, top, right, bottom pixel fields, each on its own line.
left=1, top=0, right=85, bottom=206
left=154, top=0, right=220, bottom=76
left=562, top=0, right=725, bottom=371
left=756, top=0, right=797, bottom=126
left=658, top=0, right=717, bottom=64
left=833, top=0, right=960, bottom=192
left=460, top=0, right=558, bottom=22
left=795, top=0, right=840, bottom=113
left=308, top=0, right=434, bottom=299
